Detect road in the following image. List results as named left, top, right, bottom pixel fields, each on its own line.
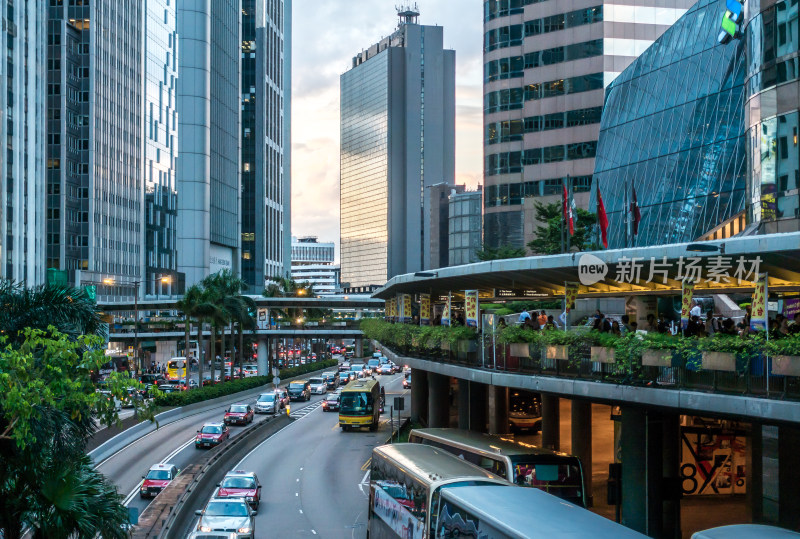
left=189, top=372, right=408, bottom=538
left=96, top=362, right=339, bottom=519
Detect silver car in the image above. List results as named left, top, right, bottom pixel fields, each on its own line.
left=254, top=392, right=279, bottom=414
left=195, top=498, right=256, bottom=539
left=308, top=377, right=327, bottom=395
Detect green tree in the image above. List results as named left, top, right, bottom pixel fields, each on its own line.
left=526, top=201, right=598, bottom=255
left=0, top=281, right=104, bottom=346
left=203, top=270, right=256, bottom=379
left=0, top=329, right=153, bottom=538
left=475, top=245, right=528, bottom=261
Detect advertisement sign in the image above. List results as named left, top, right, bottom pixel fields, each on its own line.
left=750, top=274, right=768, bottom=331
left=386, top=298, right=396, bottom=321
left=397, top=294, right=406, bottom=323
left=783, top=298, right=800, bottom=319
left=441, top=295, right=451, bottom=326
left=680, top=282, right=695, bottom=330
left=681, top=427, right=747, bottom=495
left=372, top=483, right=425, bottom=539
left=257, top=308, right=269, bottom=330
left=420, top=294, right=431, bottom=325
left=564, top=283, right=579, bottom=313
left=465, top=290, right=479, bottom=328
left=402, top=294, right=412, bottom=323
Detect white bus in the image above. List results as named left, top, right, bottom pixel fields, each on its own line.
left=408, top=428, right=587, bottom=507
left=369, top=443, right=507, bottom=539
left=433, top=485, right=647, bottom=538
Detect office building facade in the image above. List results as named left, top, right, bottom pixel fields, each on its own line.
left=427, top=183, right=465, bottom=269
left=241, top=0, right=291, bottom=292
left=449, top=186, right=483, bottom=266
left=177, top=0, right=241, bottom=287
left=340, top=8, right=455, bottom=289
left=592, top=0, right=747, bottom=248
left=46, top=0, right=144, bottom=299
left=3, top=2, right=46, bottom=285
left=482, top=0, right=694, bottom=250
left=143, top=0, right=180, bottom=297
left=290, top=236, right=339, bottom=295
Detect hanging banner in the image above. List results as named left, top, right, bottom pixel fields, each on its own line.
left=465, top=290, right=479, bottom=329
left=750, top=274, right=768, bottom=331
left=387, top=298, right=397, bottom=322
left=564, top=282, right=579, bottom=313
left=681, top=282, right=695, bottom=330
left=441, top=295, right=451, bottom=326
left=420, top=294, right=431, bottom=325
left=397, top=294, right=405, bottom=323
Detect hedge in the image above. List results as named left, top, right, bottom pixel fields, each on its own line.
left=154, top=359, right=338, bottom=407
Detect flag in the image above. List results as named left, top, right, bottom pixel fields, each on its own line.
left=569, top=196, right=576, bottom=236
left=597, top=188, right=609, bottom=248
left=631, top=185, right=642, bottom=236
left=562, top=184, right=570, bottom=233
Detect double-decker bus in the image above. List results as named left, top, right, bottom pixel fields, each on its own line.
left=339, top=378, right=381, bottom=431
left=408, top=428, right=587, bottom=507
left=368, top=443, right=506, bottom=538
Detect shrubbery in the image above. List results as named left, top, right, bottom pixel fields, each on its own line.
left=154, top=359, right=338, bottom=407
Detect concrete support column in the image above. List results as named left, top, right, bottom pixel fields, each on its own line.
left=488, top=385, right=509, bottom=435
left=541, top=394, right=560, bottom=451
left=428, top=372, right=450, bottom=428
left=457, top=379, right=470, bottom=430
left=355, top=338, right=363, bottom=358
left=662, top=413, right=681, bottom=539
left=571, top=400, right=592, bottom=506
left=779, top=425, right=800, bottom=529
left=410, top=368, right=428, bottom=425
left=256, top=337, right=268, bottom=376
left=620, top=407, right=664, bottom=536
left=748, top=423, right=763, bottom=522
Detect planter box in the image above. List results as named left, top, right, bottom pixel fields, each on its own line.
left=458, top=340, right=478, bottom=353
left=590, top=346, right=616, bottom=364
left=772, top=355, right=800, bottom=377
left=441, top=341, right=450, bottom=351
left=701, top=351, right=736, bottom=372
left=509, top=343, right=531, bottom=358
left=642, top=349, right=673, bottom=367
left=545, top=345, right=568, bottom=360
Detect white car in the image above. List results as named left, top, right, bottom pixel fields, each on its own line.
left=242, top=365, right=258, bottom=378
left=308, top=377, right=327, bottom=395
left=195, top=497, right=256, bottom=539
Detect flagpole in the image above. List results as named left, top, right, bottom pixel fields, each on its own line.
left=561, top=177, right=566, bottom=254
left=566, top=175, right=571, bottom=253
left=595, top=177, right=600, bottom=248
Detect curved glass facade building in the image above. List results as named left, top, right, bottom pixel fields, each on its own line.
left=592, top=0, right=748, bottom=248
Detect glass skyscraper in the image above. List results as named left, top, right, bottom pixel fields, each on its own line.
left=482, top=0, right=694, bottom=251
left=143, top=0, right=179, bottom=297
left=47, top=0, right=144, bottom=299
left=340, top=9, right=455, bottom=290
left=241, top=0, right=291, bottom=291
left=3, top=2, right=46, bottom=285
left=592, top=0, right=748, bottom=248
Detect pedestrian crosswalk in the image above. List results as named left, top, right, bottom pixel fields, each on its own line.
left=290, top=401, right=322, bottom=419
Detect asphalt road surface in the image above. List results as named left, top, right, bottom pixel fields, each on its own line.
left=189, top=372, right=408, bottom=538
left=96, top=370, right=334, bottom=519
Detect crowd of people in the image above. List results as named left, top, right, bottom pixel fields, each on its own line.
left=515, top=301, right=800, bottom=339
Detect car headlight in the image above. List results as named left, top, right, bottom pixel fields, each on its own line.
left=238, top=527, right=252, bottom=533
left=199, top=526, right=212, bottom=532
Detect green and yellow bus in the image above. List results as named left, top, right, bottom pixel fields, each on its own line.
left=339, top=378, right=380, bottom=431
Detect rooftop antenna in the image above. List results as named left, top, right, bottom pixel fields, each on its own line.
left=396, top=3, right=420, bottom=26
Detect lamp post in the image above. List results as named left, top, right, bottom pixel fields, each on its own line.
left=103, top=275, right=171, bottom=375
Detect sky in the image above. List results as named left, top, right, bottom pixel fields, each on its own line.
left=290, top=0, right=484, bottom=258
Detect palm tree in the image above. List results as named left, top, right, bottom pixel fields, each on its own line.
left=0, top=280, right=104, bottom=346
left=177, top=284, right=203, bottom=376
left=205, top=270, right=255, bottom=379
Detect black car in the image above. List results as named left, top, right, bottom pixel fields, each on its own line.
left=287, top=380, right=311, bottom=401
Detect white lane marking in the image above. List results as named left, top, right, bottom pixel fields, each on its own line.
left=295, top=492, right=299, bottom=496
left=296, top=478, right=299, bottom=482
left=299, top=509, right=304, bottom=514
left=312, top=530, right=317, bottom=535
left=357, top=469, right=370, bottom=496
left=300, top=467, right=303, bottom=471
left=122, top=436, right=196, bottom=506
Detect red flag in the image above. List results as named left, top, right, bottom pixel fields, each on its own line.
left=562, top=184, right=574, bottom=236
left=631, top=186, right=642, bottom=236
left=597, top=188, right=609, bottom=248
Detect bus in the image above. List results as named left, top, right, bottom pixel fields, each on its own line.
left=433, top=485, right=647, bottom=538
left=92, top=355, right=130, bottom=382
left=408, top=428, right=587, bottom=507
left=368, top=443, right=507, bottom=539
left=166, top=357, right=187, bottom=381
left=339, top=378, right=381, bottom=431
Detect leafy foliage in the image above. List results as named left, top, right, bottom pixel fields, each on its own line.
left=526, top=201, right=598, bottom=255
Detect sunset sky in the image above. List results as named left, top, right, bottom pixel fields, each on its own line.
left=290, top=0, right=484, bottom=259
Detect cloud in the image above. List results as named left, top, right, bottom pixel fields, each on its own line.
left=290, top=0, right=484, bottom=257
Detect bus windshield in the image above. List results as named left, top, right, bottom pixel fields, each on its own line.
left=340, top=392, right=373, bottom=415
left=511, top=459, right=583, bottom=502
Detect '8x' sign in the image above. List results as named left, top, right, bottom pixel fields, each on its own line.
left=718, top=0, right=745, bottom=44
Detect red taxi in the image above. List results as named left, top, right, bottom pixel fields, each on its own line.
left=215, top=470, right=262, bottom=508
